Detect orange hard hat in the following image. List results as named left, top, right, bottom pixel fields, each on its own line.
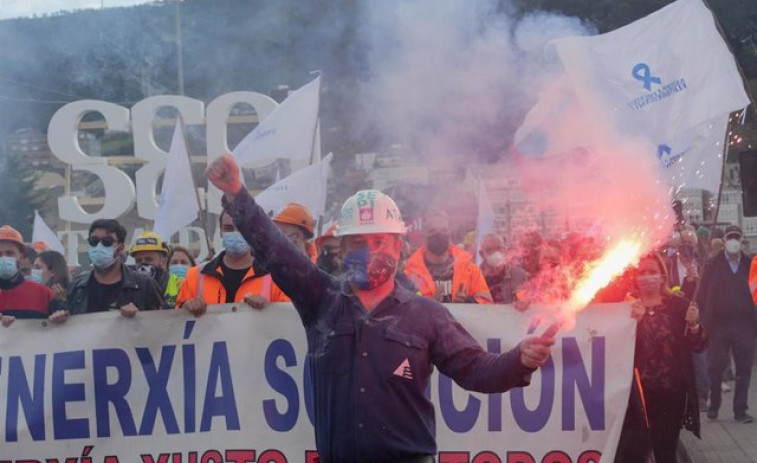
left=273, top=203, right=315, bottom=239
left=315, top=222, right=338, bottom=248
left=31, top=241, right=51, bottom=253
left=0, top=225, right=25, bottom=253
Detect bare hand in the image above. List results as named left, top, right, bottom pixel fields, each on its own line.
left=120, top=303, right=139, bottom=318
left=519, top=335, right=554, bottom=369
left=1, top=315, right=15, bottom=327
left=631, top=301, right=645, bottom=321
left=514, top=299, right=530, bottom=312
left=685, top=303, right=700, bottom=327
left=684, top=263, right=699, bottom=281
left=182, top=297, right=208, bottom=317
left=49, top=310, right=70, bottom=324
left=51, top=283, right=67, bottom=301
left=244, top=294, right=268, bottom=310
left=205, top=154, right=242, bottom=196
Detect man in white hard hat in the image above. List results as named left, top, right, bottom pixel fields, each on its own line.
left=203, top=154, right=554, bottom=463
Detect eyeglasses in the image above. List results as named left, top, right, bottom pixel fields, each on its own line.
left=88, top=236, right=116, bottom=247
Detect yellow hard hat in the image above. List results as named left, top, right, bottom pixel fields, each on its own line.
left=131, top=231, right=169, bottom=255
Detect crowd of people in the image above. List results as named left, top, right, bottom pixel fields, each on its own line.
left=0, top=156, right=755, bottom=462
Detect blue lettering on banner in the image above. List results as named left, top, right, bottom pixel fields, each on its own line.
left=6, top=355, right=46, bottom=442
left=93, top=348, right=138, bottom=437
left=632, top=63, right=662, bottom=91
left=137, top=346, right=180, bottom=435
left=183, top=343, right=197, bottom=434
left=439, top=375, right=481, bottom=433
left=263, top=339, right=300, bottom=432
left=562, top=337, right=605, bottom=431
left=200, top=341, right=240, bottom=432
left=52, top=351, right=89, bottom=439
left=511, top=357, right=555, bottom=432
left=252, top=127, right=277, bottom=141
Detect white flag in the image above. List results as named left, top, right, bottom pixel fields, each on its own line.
left=552, top=0, right=749, bottom=143
left=656, top=113, right=729, bottom=193
left=233, top=76, right=321, bottom=168
left=255, top=153, right=332, bottom=222
left=154, top=119, right=199, bottom=241
left=474, top=178, right=495, bottom=265
left=32, top=210, right=65, bottom=255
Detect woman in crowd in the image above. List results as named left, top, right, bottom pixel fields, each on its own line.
left=32, top=250, right=70, bottom=302
left=164, top=246, right=196, bottom=306
left=616, top=252, right=707, bottom=463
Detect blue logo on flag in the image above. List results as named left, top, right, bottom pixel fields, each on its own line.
left=657, top=144, right=672, bottom=160
left=632, top=63, right=662, bottom=90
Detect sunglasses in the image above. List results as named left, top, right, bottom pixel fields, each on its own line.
left=88, top=236, right=116, bottom=247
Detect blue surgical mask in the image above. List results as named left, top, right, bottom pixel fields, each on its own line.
left=30, top=268, right=44, bottom=284
left=223, top=232, right=250, bottom=257
left=169, top=264, right=189, bottom=279
left=88, top=243, right=117, bottom=270
left=0, top=256, right=18, bottom=280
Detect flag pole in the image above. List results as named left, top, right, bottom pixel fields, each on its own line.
left=178, top=115, right=215, bottom=256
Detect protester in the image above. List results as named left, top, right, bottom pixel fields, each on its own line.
left=709, top=237, right=725, bottom=259
left=17, top=244, right=37, bottom=278
left=315, top=223, right=342, bottom=275
left=0, top=225, right=68, bottom=326
left=33, top=250, right=70, bottom=302
left=405, top=211, right=493, bottom=303
left=273, top=202, right=315, bottom=260
left=698, top=225, right=756, bottom=423
left=519, top=230, right=543, bottom=275
left=478, top=232, right=528, bottom=304
left=665, top=226, right=699, bottom=299
left=67, top=219, right=164, bottom=316
left=130, top=231, right=171, bottom=293
left=202, top=154, right=554, bottom=462
left=615, top=253, right=706, bottom=463
left=176, top=209, right=289, bottom=311
left=164, top=245, right=196, bottom=306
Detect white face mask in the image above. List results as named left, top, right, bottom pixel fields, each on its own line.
left=725, top=239, right=741, bottom=255
left=485, top=251, right=506, bottom=268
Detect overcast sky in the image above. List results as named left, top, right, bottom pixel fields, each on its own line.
left=0, top=0, right=154, bottom=20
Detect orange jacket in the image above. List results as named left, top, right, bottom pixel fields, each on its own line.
left=404, top=245, right=493, bottom=303
left=176, top=252, right=289, bottom=307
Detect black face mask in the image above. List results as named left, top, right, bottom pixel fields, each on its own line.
left=426, top=233, right=450, bottom=255
left=317, top=252, right=342, bottom=275
left=136, top=263, right=165, bottom=282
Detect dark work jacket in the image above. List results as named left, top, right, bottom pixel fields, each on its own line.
left=696, top=251, right=756, bottom=336
left=67, top=262, right=165, bottom=314
left=224, top=191, right=534, bottom=463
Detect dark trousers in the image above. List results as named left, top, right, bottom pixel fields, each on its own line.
left=693, top=351, right=709, bottom=400
left=707, top=329, right=756, bottom=417
left=646, top=389, right=686, bottom=463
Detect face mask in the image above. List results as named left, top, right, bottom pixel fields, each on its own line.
left=426, top=233, right=450, bottom=255
left=30, top=268, right=44, bottom=284
left=344, top=248, right=397, bottom=290
left=136, top=263, right=164, bottom=282
left=0, top=256, right=18, bottom=280
left=223, top=232, right=250, bottom=257
left=485, top=251, right=506, bottom=268
left=317, top=252, right=341, bottom=275
left=725, top=239, right=741, bottom=255
left=89, top=243, right=118, bottom=270
left=169, top=264, right=189, bottom=279
left=637, top=274, right=662, bottom=293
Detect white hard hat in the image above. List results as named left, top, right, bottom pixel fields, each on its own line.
left=335, top=189, right=407, bottom=237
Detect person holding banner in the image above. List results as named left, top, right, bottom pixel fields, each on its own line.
left=0, top=225, right=69, bottom=327
left=204, top=154, right=553, bottom=463
left=618, top=253, right=706, bottom=463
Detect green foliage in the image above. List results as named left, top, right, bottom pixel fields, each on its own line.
left=0, top=151, right=48, bottom=237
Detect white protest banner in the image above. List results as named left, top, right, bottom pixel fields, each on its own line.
left=233, top=76, right=321, bottom=168
left=0, top=303, right=634, bottom=462
left=255, top=153, right=332, bottom=219
left=552, top=0, right=749, bottom=144
left=32, top=210, right=65, bottom=255
left=154, top=119, right=200, bottom=241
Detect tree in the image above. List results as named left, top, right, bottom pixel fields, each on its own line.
left=0, top=151, right=49, bottom=238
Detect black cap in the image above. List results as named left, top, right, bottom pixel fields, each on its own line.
left=724, top=225, right=743, bottom=238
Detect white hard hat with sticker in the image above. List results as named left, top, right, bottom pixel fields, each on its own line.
left=335, top=189, right=407, bottom=236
